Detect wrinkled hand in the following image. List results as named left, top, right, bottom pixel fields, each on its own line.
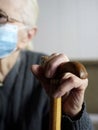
left=31, top=53, right=88, bottom=117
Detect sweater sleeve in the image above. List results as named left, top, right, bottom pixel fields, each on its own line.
left=61, top=103, right=94, bottom=130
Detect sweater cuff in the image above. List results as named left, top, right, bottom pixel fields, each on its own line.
left=62, top=103, right=93, bottom=130
left=62, top=103, right=85, bottom=121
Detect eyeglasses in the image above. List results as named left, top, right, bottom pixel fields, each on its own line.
left=0, top=9, right=22, bottom=24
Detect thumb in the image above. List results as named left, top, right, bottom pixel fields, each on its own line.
left=31, top=65, right=45, bottom=80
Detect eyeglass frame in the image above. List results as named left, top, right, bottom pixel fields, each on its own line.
left=0, top=9, right=23, bottom=24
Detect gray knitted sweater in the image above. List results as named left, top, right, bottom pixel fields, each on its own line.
left=0, top=50, right=93, bottom=130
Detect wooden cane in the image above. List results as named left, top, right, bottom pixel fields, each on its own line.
left=41, top=57, right=88, bottom=130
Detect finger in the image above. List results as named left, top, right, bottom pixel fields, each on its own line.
left=41, top=53, right=60, bottom=66
left=47, top=53, right=60, bottom=61
left=53, top=73, right=88, bottom=98
left=31, top=65, right=51, bottom=91
left=31, top=65, right=45, bottom=80
left=44, top=54, right=70, bottom=78
left=62, top=91, right=70, bottom=101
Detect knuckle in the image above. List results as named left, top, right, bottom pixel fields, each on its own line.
left=60, top=53, right=69, bottom=61
left=59, top=53, right=65, bottom=57
left=69, top=77, right=75, bottom=84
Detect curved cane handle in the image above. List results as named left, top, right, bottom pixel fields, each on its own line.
left=53, top=61, right=88, bottom=79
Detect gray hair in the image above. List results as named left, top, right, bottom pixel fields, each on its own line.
left=15, top=0, right=39, bottom=49
left=18, top=0, right=39, bottom=27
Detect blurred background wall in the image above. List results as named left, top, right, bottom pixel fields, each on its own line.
left=34, top=0, right=98, bottom=60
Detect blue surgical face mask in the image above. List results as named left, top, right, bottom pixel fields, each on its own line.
left=0, top=23, right=18, bottom=59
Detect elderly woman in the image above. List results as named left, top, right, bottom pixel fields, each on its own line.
left=0, top=0, right=93, bottom=130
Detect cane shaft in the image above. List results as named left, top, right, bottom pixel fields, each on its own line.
left=49, top=98, right=61, bottom=130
